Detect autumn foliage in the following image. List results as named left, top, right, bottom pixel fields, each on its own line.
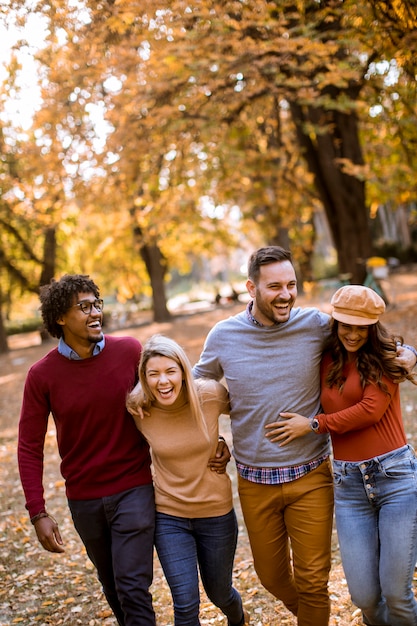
left=0, top=1, right=416, bottom=349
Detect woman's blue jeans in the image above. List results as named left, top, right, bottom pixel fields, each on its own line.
left=155, top=509, right=243, bottom=626
left=334, top=445, right=417, bottom=626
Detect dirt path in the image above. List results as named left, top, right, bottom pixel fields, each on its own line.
left=1, top=268, right=416, bottom=625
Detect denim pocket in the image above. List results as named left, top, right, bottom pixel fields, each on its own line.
left=382, top=457, right=416, bottom=479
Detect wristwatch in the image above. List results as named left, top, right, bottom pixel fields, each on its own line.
left=310, top=417, right=320, bottom=433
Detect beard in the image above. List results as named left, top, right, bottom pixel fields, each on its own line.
left=255, top=296, right=294, bottom=325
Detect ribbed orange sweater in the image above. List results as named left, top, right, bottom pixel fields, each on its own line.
left=317, top=354, right=407, bottom=462
left=133, top=379, right=233, bottom=518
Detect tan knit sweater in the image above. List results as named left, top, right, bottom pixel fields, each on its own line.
left=133, top=379, right=233, bottom=518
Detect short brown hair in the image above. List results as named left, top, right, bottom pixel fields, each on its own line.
left=248, top=246, right=292, bottom=283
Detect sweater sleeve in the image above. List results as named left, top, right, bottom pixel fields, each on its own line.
left=317, top=377, right=397, bottom=435
left=17, top=367, right=51, bottom=518
left=192, top=325, right=225, bottom=381
left=196, top=378, right=230, bottom=415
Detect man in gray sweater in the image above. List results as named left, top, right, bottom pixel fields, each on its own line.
left=193, top=246, right=416, bottom=626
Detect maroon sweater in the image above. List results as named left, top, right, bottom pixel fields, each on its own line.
left=18, top=335, right=152, bottom=518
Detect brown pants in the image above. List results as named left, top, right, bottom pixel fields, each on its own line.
left=238, top=458, right=334, bottom=626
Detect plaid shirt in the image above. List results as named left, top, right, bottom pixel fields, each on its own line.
left=236, top=454, right=329, bottom=484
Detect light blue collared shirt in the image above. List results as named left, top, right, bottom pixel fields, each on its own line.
left=58, top=336, right=106, bottom=360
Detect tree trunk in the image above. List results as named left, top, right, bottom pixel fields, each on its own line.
left=268, top=225, right=291, bottom=250
left=140, top=243, right=171, bottom=322
left=290, top=103, right=372, bottom=284
left=39, top=226, right=57, bottom=342
left=39, top=226, right=56, bottom=287
left=0, top=296, right=9, bottom=353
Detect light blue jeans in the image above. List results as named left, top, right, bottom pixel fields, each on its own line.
left=154, top=509, right=244, bottom=626
left=333, top=445, right=417, bottom=626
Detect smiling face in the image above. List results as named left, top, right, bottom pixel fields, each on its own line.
left=246, top=260, right=297, bottom=326
left=337, top=322, right=369, bottom=358
left=145, top=355, right=184, bottom=406
left=57, top=291, right=104, bottom=358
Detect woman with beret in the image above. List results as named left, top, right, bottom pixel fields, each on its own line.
left=265, top=285, right=417, bottom=626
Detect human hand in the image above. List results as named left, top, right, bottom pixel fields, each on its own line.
left=265, top=413, right=311, bottom=446
left=395, top=345, right=417, bottom=372
left=34, top=515, right=65, bottom=553
left=128, top=404, right=150, bottom=420
left=208, top=438, right=231, bottom=474
left=126, top=383, right=150, bottom=419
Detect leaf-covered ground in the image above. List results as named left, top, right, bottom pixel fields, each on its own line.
left=1, top=268, right=417, bottom=625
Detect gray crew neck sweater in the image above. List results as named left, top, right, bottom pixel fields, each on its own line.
left=193, top=306, right=331, bottom=468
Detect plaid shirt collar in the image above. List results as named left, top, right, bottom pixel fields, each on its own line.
left=246, top=300, right=265, bottom=326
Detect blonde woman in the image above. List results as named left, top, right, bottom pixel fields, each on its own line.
left=127, top=334, right=249, bottom=626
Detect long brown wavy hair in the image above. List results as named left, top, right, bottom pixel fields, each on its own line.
left=324, top=319, right=417, bottom=392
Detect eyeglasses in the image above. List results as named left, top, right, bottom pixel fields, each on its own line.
left=71, top=298, right=104, bottom=315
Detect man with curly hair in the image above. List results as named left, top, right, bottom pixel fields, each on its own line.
left=17, top=274, right=156, bottom=626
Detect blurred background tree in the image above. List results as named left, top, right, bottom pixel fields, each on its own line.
left=0, top=0, right=416, bottom=351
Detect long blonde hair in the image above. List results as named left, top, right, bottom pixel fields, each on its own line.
left=127, top=334, right=209, bottom=438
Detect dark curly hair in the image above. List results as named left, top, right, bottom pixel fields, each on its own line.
left=39, top=274, right=100, bottom=338
left=324, top=319, right=417, bottom=393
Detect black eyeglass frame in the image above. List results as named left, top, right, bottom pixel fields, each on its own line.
left=71, top=298, right=104, bottom=315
